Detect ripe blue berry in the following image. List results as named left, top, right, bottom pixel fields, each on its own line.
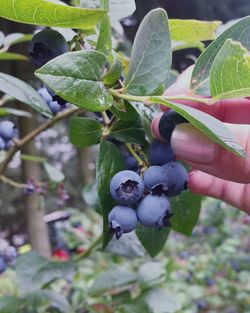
left=149, top=139, right=175, bottom=166
left=124, top=154, right=138, bottom=171
left=110, top=170, right=145, bottom=205
left=163, top=162, right=188, bottom=197
left=137, top=195, right=173, bottom=228
left=159, top=110, right=188, bottom=142
left=143, top=166, right=169, bottom=195
left=0, top=256, right=7, bottom=274
left=0, top=137, right=6, bottom=150
left=0, top=121, right=18, bottom=141
left=29, top=29, right=68, bottom=67
left=38, top=86, right=66, bottom=115
left=108, top=205, right=137, bottom=239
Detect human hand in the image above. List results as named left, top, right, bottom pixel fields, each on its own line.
left=151, top=66, right=250, bottom=213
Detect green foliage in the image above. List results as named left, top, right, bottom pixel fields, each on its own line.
left=44, top=163, right=65, bottom=183
left=136, top=226, right=170, bottom=258
left=36, top=51, right=113, bottom=112
left=69, top=117, right=103, bottom=147
left=191, top=15, right=250, bottom=95
left=150, top=97, right=246, bottom=158
left=16, top=251, right=75, bottom=293
left=169, top=19, right=221, bottom=51
left=0, top=73, right=52, bottom=117
left=170, top=191, right=202, bottom=236
left=210, top=39, right=250, bottom=100
left=125, top=9, right=172, bottom=96
left=96, top=140, right=124, bottom=247
left=0, top=0, right=105, bottom=29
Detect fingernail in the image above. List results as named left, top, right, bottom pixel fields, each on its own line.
left=171, top=124, right=217, bottom=164
left=151, top=113, right=165, bottom=141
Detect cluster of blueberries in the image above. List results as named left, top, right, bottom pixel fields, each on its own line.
left=29, top=28, right=69, bottom=115
left=0, top=239, right=17, bottom=274
left=0, top=120, right=19, bottom=151
left=108, top=110, right=189, bottom=239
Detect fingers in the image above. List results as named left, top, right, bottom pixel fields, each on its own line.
left=171, top=123, right=250, bottom=183
left=189, top=170, right=250, bottom=214
left=161, top=66, right=250, bottom=124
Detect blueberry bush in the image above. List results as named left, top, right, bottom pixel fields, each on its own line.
left=0, top=0, right=250, bottom=312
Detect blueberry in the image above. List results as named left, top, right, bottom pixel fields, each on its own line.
left=137, top=195, right=173, bottom=228
left=0, top=256, right=7, bottom=274
left=196, top=300, right=208, bottom=310
left=29, top=29, right=68, bottom=68
left=110, top=170, right=145, bottom=205
left=163, top=162, right=188, bottom=197
left=149, top=139, right=175, bottom=166
left=108, top=205, right=137, bottom=239
left=45, top=86, right=67, bottom=106
left=143, top=166, right=169, bottom=195
left=124, top=154, right=138, bottom=171
left=159, top=110, right=188, bottom=142
left=0, top=121, right=18, bottom=141
left=38, top=86, right=52, bottom=103
left=0, top=137, right=6, bottom=150
left=38, top=86, right=66, bottom=115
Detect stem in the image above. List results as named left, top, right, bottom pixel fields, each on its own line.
left=109, top=89, right=148, bottom=103
left=126, top=143, right=144, bottom=166
left=0, top=107, right=79, bottom=175
left=0, top=175, right=25, bottom=188
left=75, top=234, right=103, bottom=261
left=101, top=111, right=111, bottom=125
left=109, top=88, right=211, bottom=105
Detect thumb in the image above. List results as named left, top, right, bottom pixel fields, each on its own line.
left=171, top=123, right=250, bottom=183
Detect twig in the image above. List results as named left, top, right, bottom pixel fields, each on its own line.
left=0, top=175, right=26, bottom=188
left=0, top=107, right=79, bottom=175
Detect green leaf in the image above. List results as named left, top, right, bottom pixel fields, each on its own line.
left=110, top=119, right=148, bottom=146
left=0, top=107, right=31, bottom=117
left=210, top=39, right=250, bottom=100
left=69, top=117, right=103, bottom=148
left=38, top=290, right=70, bottom=313
left=0, top=52, right=28, bottom=61
left=169, top=19, right=221, bottom=43
left=136, top=225, right=170, bottom=258
left=122, top=299, right=152, bottom=313
left=96, top=14, right=112, bottom=56
left=110, top=100, right=139, bottom=121
left=36, top=50, right=113, bottom=112
left=0, top=296, right=26, bottom=313
left=44, top=162, right=65, bottom=183
left=150, top=97, right=246, bottom=158
left=0, top=73, right=52, bottom=117
left=16, top=251, right=75, bottom=293
left=138, top=262, right=166, bottom=290
left=103, top=52, right=123, bottom=85
left=82, top=181, right=100, bottom=213
left=89, top=268, right=137, bottom=296
left=191, top=16, right=250, bottom=95
left=0, top=0, right=105, bottom=30
left=144, top=288, right=182, bottom=313
left=132, top=102, right=159, bottom=142
left=170, top=191, right=202, bottom=236
left=125, top=9, right=171, bottom=96
left=96, top=140, right=124, bottom=248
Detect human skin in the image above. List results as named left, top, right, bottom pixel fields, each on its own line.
left=151, top=66, right=250, bottom=213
